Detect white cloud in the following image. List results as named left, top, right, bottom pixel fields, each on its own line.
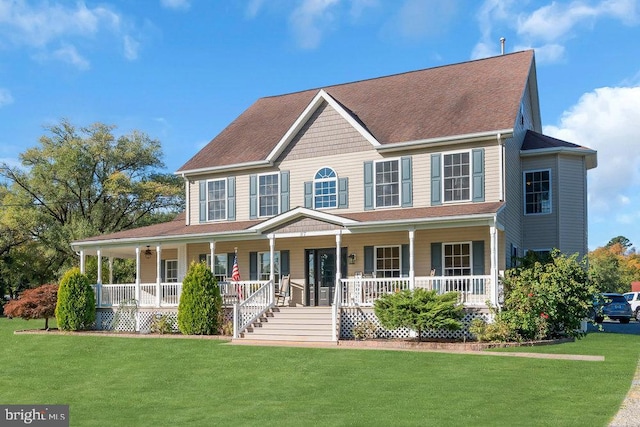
left=289, top=0, right=340, bottom=49
left=160, top=0, right=191, bottom=11
left=245, top=0, right=266, bottom=19
left=544, top=86, right=640, bottom=221
left=384, top=0, right=458, bottom=40
left=0, top=0, right=139, bottom=68
left=123, top=35, right=140, bottom=60
left=0, top=88, right=14, bottom=107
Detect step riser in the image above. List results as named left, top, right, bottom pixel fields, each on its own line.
left=242, top=307, right=335, bottom=342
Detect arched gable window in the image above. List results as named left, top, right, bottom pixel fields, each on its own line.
left=314, top=167, right=337, bottom=209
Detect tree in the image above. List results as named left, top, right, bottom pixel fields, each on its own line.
left=177, top=262, right=222, bottom=335
left=55, top=268, right=95, bottom=331
left=606, top=236, right=632, bottom=253
left=374, top=289, right=463, bottom=341
left=3, top=284, right=58, bottom=329
left=589, top=239, right=640, bottom=294
left=0, top=119, right=184, bottom=284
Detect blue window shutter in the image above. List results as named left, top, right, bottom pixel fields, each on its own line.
left=401, top=157, right=413, bottom=207
left=280, top=170, right=290, bottom=213
left=161, top=260, right=166, bottom=282
left=338, top=177, right=348, bottom=208
left=249, top=252, right=258, bottom=280
left=401, top=244, right=410, bottom=277
left=281, top=250, right=290, bottom=276
left=472, top=241, right=485, bottom=275
left=227, top=253, right=235, bottom=278
left=472, top=148, right=485, bottom=202
left=431, top=243, right=442, bottom=275
left=227, top=177, right=236, bottom=220
left=431, top=154, right=442, bottom=206
left=304, top=181, right=313, bottom=208
left=364, top=246, right=374, bottom=274
left=249, top=175, right=257, bottom=219
left=364, top=161, right=374, bottom=210
left=199, top=181, right=207, bottom=222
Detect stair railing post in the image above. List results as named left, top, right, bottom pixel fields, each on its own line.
left=233, top=303, right=239, bottom=339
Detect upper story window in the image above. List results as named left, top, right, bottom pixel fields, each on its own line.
left=443, top=151, right=470, bottom=202
left=375, top=246, right=400, bottom=278
left=443, top=242, right=471, bottom=276
left=207, top=179, right=226, bottom=221
left=524, top=170, right=551, bottom=215
left=375, top=159, right=400, bottom=208
left=259, top=173, right=279, bottom=217
left=314, top=167, right=337, bottom=209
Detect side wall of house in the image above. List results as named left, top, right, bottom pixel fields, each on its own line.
left=558, top=155, right=588, bottom=257
left=521, top=154, right=559, bottom=252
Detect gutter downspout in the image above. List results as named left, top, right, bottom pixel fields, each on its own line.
left=182, top=173, right=190, bottom=226
left=497, top=133, right=505, bottom=202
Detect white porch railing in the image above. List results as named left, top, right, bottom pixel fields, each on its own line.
left=340, top=275, right=491, bottom=307
left=233, top=280, right=274, bottom=339
left=219, top=281, right=268, bottom=306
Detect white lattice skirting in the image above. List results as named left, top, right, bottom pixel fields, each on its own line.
left=95, top=308, right=233, bottom=333
left=339, top=307, right=492, bottom=341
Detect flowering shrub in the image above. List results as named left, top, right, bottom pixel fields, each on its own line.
left=497, top=250, right=595, bottom=340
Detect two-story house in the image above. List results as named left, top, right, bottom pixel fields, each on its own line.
left=72, top=50, right=597, bottom=341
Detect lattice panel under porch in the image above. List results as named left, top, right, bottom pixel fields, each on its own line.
left=339, top=308, right=491, bottom=340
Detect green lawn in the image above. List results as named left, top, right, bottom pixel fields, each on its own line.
left=1, top=317, right=638, bottom=426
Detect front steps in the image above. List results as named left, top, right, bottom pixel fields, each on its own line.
left=236, top=306, right=334, bottom=342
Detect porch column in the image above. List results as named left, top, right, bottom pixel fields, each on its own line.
left=156, top=245, right=162, bottom=308
left=108, top=257, right=114, bottom=284
left=490, top=225, right=498, bottom=306
left=96, top=248, right=102, bottom=307
left=269, top=234, right=276, bottom=306
left=209, top=241, right=216, bottom=273
left=335, top=233, right=342, bottom=288
left=408, top=229, right=415, bottom=290
left=135, top=246, right=141, bottom=303
left=79, top=250, right=85, bottom=274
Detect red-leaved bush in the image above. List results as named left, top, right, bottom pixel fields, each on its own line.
left=3, top=284, right=58, bottom=330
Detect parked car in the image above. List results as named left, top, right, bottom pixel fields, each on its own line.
left=623, top=291, right=640, bottom=321
left=592, top=293, right=633, bottom=323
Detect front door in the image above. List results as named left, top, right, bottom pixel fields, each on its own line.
left=305, top=248, right=347, bottom=306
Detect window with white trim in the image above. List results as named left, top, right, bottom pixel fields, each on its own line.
left=375, top=246, right=400, bottom=278
left=206, top=179, right=226, bottom=221
left=314, top=167, right=337, bottom=209
left=165, top=259, right=178, bottom=283
left=375, top=160, right=399, bottom=208
left=259, top=173, right=279, bottom=217
left=443, top=243, right=471, bottom=276
left=443, top=151, right=470, bottom=202
left=524, top=170, right=551, bottom=214
left=258, top=251, right=280, bottom=284
left=204, top=254, right=228, bottom=282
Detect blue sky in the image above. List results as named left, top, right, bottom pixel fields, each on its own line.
left=1, top=0, right=639, bottom=250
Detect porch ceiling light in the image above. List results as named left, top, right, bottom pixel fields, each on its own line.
left=348, top=253, right=357, bottom=264
left=144, top=246, right=152, bottom=259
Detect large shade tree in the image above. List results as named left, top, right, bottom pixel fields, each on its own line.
left=0, top=119, right=184, bottom=284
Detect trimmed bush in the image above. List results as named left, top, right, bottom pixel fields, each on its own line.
left=177, top=261, right=222, bottom=335
left=374, top=288, right=463, bottom=341
left=55, top=268, right=96, bottom=331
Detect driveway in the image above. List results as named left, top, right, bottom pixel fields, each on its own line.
left=587, top=319, right=640, bottom=335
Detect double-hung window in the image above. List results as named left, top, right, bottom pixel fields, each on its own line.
left=207, top=179, right=226, bottom=221
left=314, top=167, right=337, bottom=209
left=375, top=160, right=399, bottom=208
left=204, top=254, right=228, bottom=282
left=375, top=246, right=401, bottom=278
left=443, top=152, right=470, bottom=202
left=443, top=243, right=471, bottom=276
left=258, top=251, right=280, bottom=285
left=259, top=173, right=279, bottom=217
left=524, top=170, right=551, bottom=214
left=165, top=260, right=178, bottom=283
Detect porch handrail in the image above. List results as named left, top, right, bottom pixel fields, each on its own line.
left=219, top=280, right=268, bottom=306
left=331, top=279, right=341, bottom=342
left=340, top=275, right=491, bottom=307
left=233, top=280, right=274, bottom=339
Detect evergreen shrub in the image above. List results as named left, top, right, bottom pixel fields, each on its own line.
left=177, top=261, right=222, bottom=335
left=55, top=268, right=96, bottom=331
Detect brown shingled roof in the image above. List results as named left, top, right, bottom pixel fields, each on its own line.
left=178, top=51, right=534, bottom=173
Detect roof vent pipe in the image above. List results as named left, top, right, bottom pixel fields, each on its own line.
left=500, top=37, right=506, bottom=55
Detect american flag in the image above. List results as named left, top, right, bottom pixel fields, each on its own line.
left=231, top=254, right=241, bottom=282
